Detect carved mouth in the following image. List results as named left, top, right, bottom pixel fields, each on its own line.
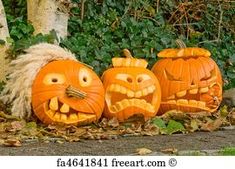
left=105, top=84, right=157, bottom=113
left=161, top=82, right=222, bottom=111
left=43, top=97, right=96, bottom=123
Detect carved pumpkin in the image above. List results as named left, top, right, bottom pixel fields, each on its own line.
left=32, top=60, right=105, bottom=125
left=152, top=40, right=222, bottom=114
left=102, top=49, right=161, bottom=122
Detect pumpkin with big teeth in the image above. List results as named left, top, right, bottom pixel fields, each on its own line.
left=151, top=40, right=222, bottom=114
left=102, top=49, right=161, bottom=122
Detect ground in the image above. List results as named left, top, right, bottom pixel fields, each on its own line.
left=0, top=129, right=234, bottom=156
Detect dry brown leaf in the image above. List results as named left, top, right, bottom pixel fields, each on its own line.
left=0, top=139, right=4, bottom=145
left=201, top=118, right=224, bottom=132
left=136, top=148, right=152, bottom=155
left=6, top=121, right=26, bottom=132
left=230, top=111, right=235, bottom=125
left=3, top=138, right=22, bottom=147
left=161, top=148, right=178, bottom=154
left=108, top=118, right=119, bottom=128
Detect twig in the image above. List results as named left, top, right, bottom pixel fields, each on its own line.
left=81, top=0, right=86, bottom=21
left=198, top=40, right=220, bottom=44
left=217, top=0, right=223, bottom=43
left=156, top=0, right=159, bottom=13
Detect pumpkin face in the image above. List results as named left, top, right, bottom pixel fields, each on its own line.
left=102, top=49, right=161, bottom=122
left=152, top=46, right=222, bottom=114
left=32, top=60, right=105, bottom=125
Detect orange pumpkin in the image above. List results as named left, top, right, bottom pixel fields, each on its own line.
left=152, top=40, right=222, bottom=114
left=32, top=60, right=105, bottom=125
left=102, top=49, right=161, bottom=122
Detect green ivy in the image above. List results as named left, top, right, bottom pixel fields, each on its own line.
left=3, top=0, right=235, bottom=88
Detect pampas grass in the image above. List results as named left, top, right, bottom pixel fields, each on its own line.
left=0, top=43, right=77, bottom=118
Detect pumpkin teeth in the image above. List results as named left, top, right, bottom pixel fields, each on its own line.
left=108, top=84, right=156, bottom=97
left=176, top=90, right=187, bottom=97
left=46, top=109, right=55, bottom=117
left=49, top=97, right=59, bottom=111
left=199, top=87, right=209, bottom=93
left=119, top=86, right=127, bottom=94
left=197, top=101, right=206, bottom=108
left=111, top=99, right=155, bottom=113
left=114, top=84, right=121, bottom=92
left=127, top=90, right=135, bottom=98
left=69, top=114, right=78, bottom=121
left=147, top=85, right=156, bottom=93
left=106, top=84, right=156, bottom=113
left=177, top=99, right=188, bottom=105
left=61, top=114, right=67, bottom=121
left=167, top=100, right=176, bottom=104
left=189, top=88, right=198, bottom=94
left=189, top=100, right=198, bottom=107
left=167, top=95, right=175, bottom=100
left=165, top=99, right=208, bottom=110
left=141, top=88, right=148, bottom=96
left=53, top=112, right=61, bottom=120
left=134, top=91, right=142, bottom=98
left=60, top=103, right=70, bottom=113
left=78, top=113, right=96, bottom=120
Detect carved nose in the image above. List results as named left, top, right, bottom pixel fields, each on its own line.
left=65, top=85, right=87, bottom=99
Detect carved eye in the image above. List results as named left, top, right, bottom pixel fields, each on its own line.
left=43, top=73, right=66, bottom=85
left=164, top=69, right=182, bottom=81
left=115, top=74, right=133, bottom=83
left=79, top=68, right=92, bottom=87
left=136, top=74, right=151, bottom=83
left=200, top=68, right=216, bottom=81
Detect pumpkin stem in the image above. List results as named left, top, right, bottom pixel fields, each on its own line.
left=176, top=39, right=187, bottom=48
left=66, top=85, right=87, bottom=99
left=123, top=49, right=133, bottom=58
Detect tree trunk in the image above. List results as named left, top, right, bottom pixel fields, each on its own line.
left=0, top=0, right=10, bottom=81
left=27, top=0, right=69, bottom=40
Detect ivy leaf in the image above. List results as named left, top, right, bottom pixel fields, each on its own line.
left=152, top=118, right=166, bottom=129
left=161, top=120, right=185, bottom=135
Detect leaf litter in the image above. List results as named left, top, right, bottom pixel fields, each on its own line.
left=0, top=105, right=234, bottom=147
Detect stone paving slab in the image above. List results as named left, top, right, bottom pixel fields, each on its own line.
left=0, top=129, right=234, bottom=156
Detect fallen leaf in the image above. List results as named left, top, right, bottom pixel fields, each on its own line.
left=6, top=121, right=26, bottom=132
left=161, top=120, right=185, bottom=134
left=229, top=110, right=235, bottom=125
left=0, top=139, right=4, bottom=145
left=108, top=118, right=119, bottom=128
left=161, top=148, right=178, bottom=154
left=136, top=148, right=152, bottom=155
left=220, top=105, right=229, bottom=117
left=189, top=119, right=199, bottom=132
left=152, top=118, right=166, bottom=129
left=201, top=118, right=224, bottom=132
left=3, top=138, right=22, bottom=147
left=56, top=140, right=64, bottom=144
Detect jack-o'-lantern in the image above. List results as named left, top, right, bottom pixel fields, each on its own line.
left=32, top=60, right=105, bottom=125
left=151, top=40, right=222, bottom=114
left=102, top=49, right=161, bottom=122
left=0, top=43, right=104, bottom=126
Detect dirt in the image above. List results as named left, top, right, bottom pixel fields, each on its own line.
left=0, top=129, right=234, bottom=156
